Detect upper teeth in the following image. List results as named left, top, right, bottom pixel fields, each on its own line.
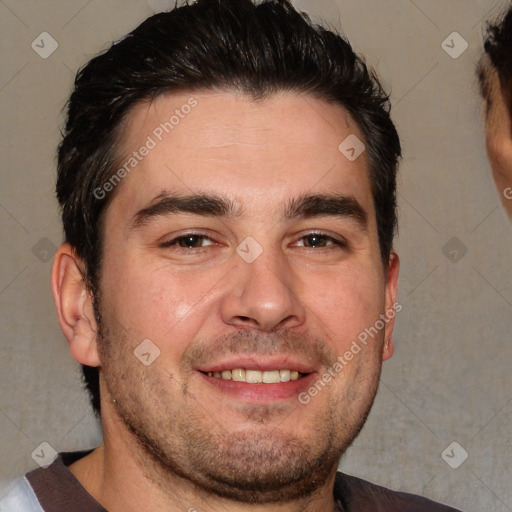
left=207, top=369, right=300, bottom=383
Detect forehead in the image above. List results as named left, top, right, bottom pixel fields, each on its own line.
left=111, top=90, right=374, bottom=221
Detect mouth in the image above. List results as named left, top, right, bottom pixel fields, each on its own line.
left=196, top=357, right=317, bottom=402
left=202, top=368, right=308, bottom=383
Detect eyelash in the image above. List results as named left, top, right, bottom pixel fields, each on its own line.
left=159, top=232, right=347, bottom=253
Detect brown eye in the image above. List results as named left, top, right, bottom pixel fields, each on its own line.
left=303, top=234, right=330, bottom=248
left=296, top=233, right=345, bottom=249
left=177, top=235, right=206, bottom=248
left=160, top=234, right=215, bottom=250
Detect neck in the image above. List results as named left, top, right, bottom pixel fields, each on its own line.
left=68, top=407, right=338, bottom=512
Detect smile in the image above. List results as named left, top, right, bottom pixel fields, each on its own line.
left=204, top=369, right=306, bottom=383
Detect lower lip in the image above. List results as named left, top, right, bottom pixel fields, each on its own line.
left=198, top=371, right=318, bottom=402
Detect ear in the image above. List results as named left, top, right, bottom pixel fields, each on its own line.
left=485, top=74, right=512, bottom=199
left=50, top=243, right=101, bottom=367
left=382, top=251, right=399, bottom=361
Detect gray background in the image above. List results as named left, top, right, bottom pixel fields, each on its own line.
left=0, top=0, right=511, bottom=510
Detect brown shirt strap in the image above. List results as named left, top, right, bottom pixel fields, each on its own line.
left=25, top=452, right=107, bottom=512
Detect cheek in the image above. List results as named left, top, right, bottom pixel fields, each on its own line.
left=99, top=253, right=218, bottom=355
left=302, top=262, right=385, bottom=349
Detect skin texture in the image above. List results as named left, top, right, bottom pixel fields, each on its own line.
left=484, top=66, right=512, bottom=219
left=51, top=90, right=399, bottom=512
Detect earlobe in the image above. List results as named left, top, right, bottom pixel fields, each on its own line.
left=382, top=338, right=395, bottom=360
left=50, top=244, right=101, bottom=367
left=382, top=251, right=399, bottom=362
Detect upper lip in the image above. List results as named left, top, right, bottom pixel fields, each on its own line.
left=195, top=355, right=318, bottom=374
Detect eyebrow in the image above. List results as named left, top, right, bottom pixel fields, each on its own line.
left=129, top=192, right=368, bottom=231
left=130, top=193, right=243, bottom=229
left=284, top=193, right=368, bottom=229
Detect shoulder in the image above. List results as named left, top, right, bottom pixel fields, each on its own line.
left=0, top=477, right=44, bottom=512
left=2, top=450, right=105, bottom=512
left=334, top=472, right=462, bottom=512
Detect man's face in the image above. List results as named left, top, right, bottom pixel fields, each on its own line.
left=95, top=91, right=398, bottom=503
left=484, top=67, right=512, bottom=218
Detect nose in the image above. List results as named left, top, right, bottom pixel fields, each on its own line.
left=220, top=248, right=306, bottom=332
